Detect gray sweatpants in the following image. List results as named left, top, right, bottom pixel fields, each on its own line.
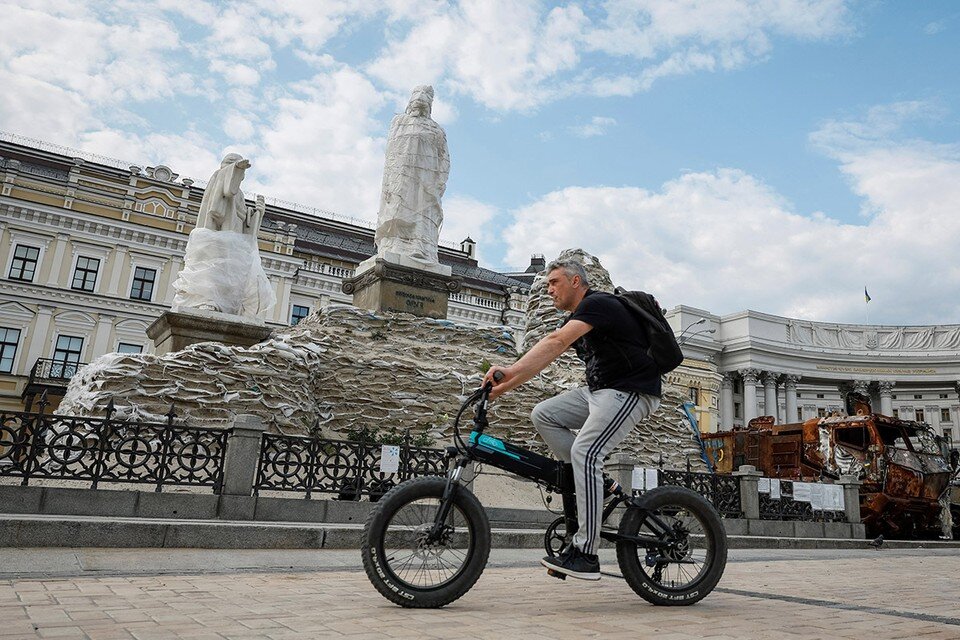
left=531, top=387, right=660, bottom=555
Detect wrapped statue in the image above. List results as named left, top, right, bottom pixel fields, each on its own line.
left=375, top=85, right=450, bottom=267
left=172, top=154, right=275, bottom=319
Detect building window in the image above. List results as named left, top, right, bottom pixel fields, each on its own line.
left=51, top=335, right=83, bottom=378
left=130, top=267, right=157, bottom=301
left=797, top=408, right=803, bottom=421
left=817, top=408, right=826, bottom=418
left=943, top=431, right=953, bottom=447
left=942, top=408, right=952, bottom=423
left=0, top=327, right=21, bottom=373
left=8, top=245, right=40, bottom=282
left=916, top=408, right=925, bottom=423
left=816, top=393, right=825, bottom=399
left=688, top=387, right=699, bottom=405
left=893, top=409, right=900, bottom=419
left=733, top=379, right=742, bottom=394
left=734, top=402, right=741, bottom=419
left=290, top=304, right=310, bottom=326
left=117, top=342, right=143, bottom=354
left=71, top=256, right=100, bottom=292
left=914, top=394, right=923, bottom=400
left=940, top=394, right=949, bottom=399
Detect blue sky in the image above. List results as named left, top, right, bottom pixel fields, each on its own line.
left=2, top=1, right=959, bottom=325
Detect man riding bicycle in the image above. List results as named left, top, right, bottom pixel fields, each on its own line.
left=484, top=259, right=661, bottom=580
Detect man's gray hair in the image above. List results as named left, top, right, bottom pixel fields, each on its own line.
left=546, top=259, right=590, bottom=287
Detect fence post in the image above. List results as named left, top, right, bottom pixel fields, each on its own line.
left=606, top=453, right=634, bottom=494
left=733, top=464, right=762, bottom=519
left=837, top=474, right=862, bottom=524
left=221, top=414, right=267, bottom=496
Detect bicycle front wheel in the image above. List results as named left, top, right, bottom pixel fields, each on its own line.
left=616, top=485, right=727, bottom=606
left=361, top=476, right=491, bottom=608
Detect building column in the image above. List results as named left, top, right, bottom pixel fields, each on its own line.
left=762, top=371, right=779, bottom=423
left=164, top=256, right=184, bottom=305
left=91, top=314, right=115, bottom=358
left=740, top=368, right=760, bottom=425
left=878, top=381, right=895, bottom=416
left=44, top=233, right=70, bottom=286
left=720, top=373, right=735, bottom=430
left=24, top=305, right=55, bottom=367
left=106, top=246, right=129, bottom=297
left=784, top=374, right=800, bottom=424
left=852, top=380, right=870, bottom=396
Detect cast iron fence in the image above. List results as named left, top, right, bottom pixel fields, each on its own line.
left=0, top=394, right=227, bottom=492
left=254, top=432, right=447, bottom=499
left=657, top=469, right=743, bottom=518
left=758, top=479, right=845, bottom=522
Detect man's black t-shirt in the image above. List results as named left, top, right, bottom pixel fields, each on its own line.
left=565, top=290, right=662, bottom=397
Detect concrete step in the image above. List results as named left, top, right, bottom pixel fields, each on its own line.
left=3, top=513, right=958, bottom=551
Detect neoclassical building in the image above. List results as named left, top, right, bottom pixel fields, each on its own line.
left=2, top=134, right=958, bottom=440
left=669, top=305, right=960, bottom=444
left=0, top=135, right=529, bottom=412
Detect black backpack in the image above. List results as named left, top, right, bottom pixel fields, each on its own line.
left=613, top=287, right=684, bottom=374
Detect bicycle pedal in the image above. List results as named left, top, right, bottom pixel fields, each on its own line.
left=546, top=568, right=567, bottom=581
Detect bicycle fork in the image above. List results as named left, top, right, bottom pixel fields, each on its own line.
left=428, top=455, right=470, bottom=541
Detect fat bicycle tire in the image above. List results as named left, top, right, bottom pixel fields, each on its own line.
left=361, top=476, right=491, bottom=608
left=616, top=485, right=727, bottom=606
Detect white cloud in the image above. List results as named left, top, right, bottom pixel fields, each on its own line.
left=504, top=102, right=960, bottom=325
left=570, top=116, right=617, bottom=138
left=439, top=195, right=499, bottom=261
left=77, top=129, right=222, bottom=181
left=366, top=0, right=853, bottom=110
left=249, top=65, right=389, bottom=220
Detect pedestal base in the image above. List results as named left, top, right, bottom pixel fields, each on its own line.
left=147, top=308, right=273, bottom=355
left=341, top=258, right=461, bottom=319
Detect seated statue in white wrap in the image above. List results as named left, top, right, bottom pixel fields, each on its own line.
left=374, top=85, right=450, bottom=269
left=172, top=153, right=275, bottom=320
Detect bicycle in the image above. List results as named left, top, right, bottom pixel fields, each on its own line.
left=361, top=376, right=728, bottom=608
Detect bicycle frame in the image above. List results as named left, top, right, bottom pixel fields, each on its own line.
left=429, top=382, right=682, bottom=551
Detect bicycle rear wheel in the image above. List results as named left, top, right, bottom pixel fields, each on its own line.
left=362, top=476, right=490, bottom=608
left=616, top=485, right=727, bottom=606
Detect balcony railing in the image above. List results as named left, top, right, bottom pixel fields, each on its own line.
left=27, top=358, right=86, bottom=385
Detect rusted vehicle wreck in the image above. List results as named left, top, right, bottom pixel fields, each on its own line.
left=702, top=394, right=955, bottom=538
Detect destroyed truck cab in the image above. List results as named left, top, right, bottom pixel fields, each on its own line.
left=703, top=394, right=954, bottom=538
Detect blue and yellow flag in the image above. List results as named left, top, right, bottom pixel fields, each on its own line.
left=864, top=286, right=871, bottom=303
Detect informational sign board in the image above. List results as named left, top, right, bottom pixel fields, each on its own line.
left=380, top=445, right=401, bottom=474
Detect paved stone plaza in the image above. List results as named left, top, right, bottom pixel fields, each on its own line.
left=0, top=548, right=958, bottom=639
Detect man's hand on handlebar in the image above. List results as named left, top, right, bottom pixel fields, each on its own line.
left=482, top=367, right=512, bottom=401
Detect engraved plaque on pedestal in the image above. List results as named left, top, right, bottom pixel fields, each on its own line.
left=341, top=259, right=461, bottom=319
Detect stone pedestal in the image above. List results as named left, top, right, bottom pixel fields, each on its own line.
left=341, top=258, right=461, bottom=319
left=147, top=308, right=273, bottom=355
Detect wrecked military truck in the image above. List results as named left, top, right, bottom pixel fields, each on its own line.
left=702, top=394, right=955, bottom=538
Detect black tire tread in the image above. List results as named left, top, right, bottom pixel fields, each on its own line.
left=616, top=485, right=728, bottom=606
left=361, top=475, right=491, bottom=608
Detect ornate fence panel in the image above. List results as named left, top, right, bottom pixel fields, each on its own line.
left=658, top=469, right=743, bottom=518
left=0, top=399, right=227, bottom=492
left=758, top=480, right=845, bottom=522
left=255, top=433, right=447, bottom=499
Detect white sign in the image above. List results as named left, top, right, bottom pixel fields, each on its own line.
left=827, top=485, right=845, bottom=511
left=380, top=445, right=401, bottom=474
left=645, top=468, right=659, bottom=491
left=631, top=466, right=660, bottom=491
left=758, top=477, right=771, bottom=494
left=770, top=479, right=781, bottom=499
left=632, top=466, right=644, bottom=491
left=809, top=483, right=825, bottom=510
left=793, top=482, right=812, bottom=503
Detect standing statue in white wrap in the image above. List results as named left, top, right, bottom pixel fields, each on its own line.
left=375, top=85, right=450, bottom=268
left=172, top=154, right=276, bottom=320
